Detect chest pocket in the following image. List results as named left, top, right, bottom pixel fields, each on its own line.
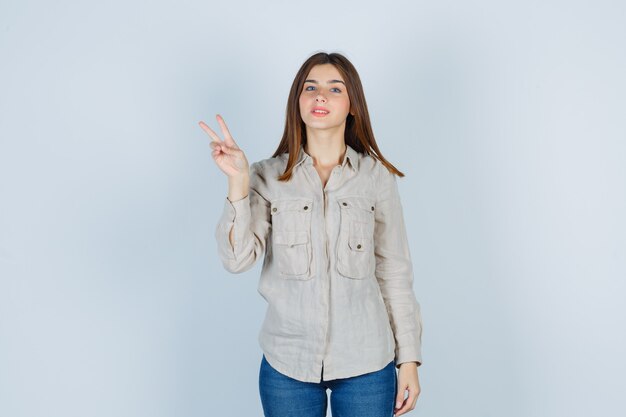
left=270, top=198, right=314, bottom=280
left=336, top=195, right=376, bottom=279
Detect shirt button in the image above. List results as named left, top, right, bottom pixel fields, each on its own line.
left=356, top=243, right=362, bottom=249
left=371, top=206, right=374, bottom=211
left=342, top=202, right=348, bottom=206
left=272, top=207, right=277, bottom=212
left=303, top=205, right=309, bottom=210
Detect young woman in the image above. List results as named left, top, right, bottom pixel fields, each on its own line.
left=199, top=51, right=423, bottom=417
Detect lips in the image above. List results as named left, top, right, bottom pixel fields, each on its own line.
left=312, top=107, right=330, bottom=114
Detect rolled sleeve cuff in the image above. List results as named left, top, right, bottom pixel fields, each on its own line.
left=225, top=194, right=251, bottom=220
left=216, top=195, right=251, bottom=261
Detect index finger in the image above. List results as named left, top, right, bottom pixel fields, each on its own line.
left=396, top=390, right=417, bottom=415
left=198, top=120, right=223, bottom=143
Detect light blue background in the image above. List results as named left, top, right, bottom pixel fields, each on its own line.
left=1, top=1, right=624, bottom=416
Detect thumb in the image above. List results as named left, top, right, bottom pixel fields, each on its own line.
left=220, top=143, right=237, bottom=154
left=219, top=144, right=246, bottom=169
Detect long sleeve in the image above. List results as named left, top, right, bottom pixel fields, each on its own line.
left=215, top=161, right=271, bottom=274
left=373, top=164, right=423, bottom=368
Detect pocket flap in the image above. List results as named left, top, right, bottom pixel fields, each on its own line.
left=270, top=198, right=313, bottom=215
left=337, top=195, right=375, bottom=213
left=348, top=235, right=369, bottom=251
left=274, top=231, right=309, bottom=246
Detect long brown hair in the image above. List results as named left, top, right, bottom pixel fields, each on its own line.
left=271, top=51, right=405, bottom=181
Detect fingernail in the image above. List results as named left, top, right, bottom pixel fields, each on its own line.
left=396, top=402, right=401, bottom=408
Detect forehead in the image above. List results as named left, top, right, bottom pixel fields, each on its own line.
left=305, top=64, right=344, bottom=82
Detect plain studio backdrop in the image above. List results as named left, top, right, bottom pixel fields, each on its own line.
left=1, top=1, right=624, bottom=416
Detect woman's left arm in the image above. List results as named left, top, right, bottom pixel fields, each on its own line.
left=373, top=164, right=423, bottom=415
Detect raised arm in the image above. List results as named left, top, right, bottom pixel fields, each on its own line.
left=199, top=114, right=271, bottom=273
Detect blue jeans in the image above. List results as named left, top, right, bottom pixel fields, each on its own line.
left=259, top=354, right=398, bottom=417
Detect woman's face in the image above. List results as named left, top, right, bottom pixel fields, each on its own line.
left=299, top=64, right=352, bottom=131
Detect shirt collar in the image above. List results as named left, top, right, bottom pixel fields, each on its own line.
left=292, top=143, right=359, bottom=173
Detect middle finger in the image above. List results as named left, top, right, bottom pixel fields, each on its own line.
left=215, top=114, right=234, bottom=142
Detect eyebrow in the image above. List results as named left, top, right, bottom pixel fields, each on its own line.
left=305, top=79, right=346, bottom=85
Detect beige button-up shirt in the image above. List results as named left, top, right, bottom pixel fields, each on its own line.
left=215, top=143, right=423, bottom=383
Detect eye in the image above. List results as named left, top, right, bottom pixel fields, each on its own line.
left=304, top=86, right=342, bottom=93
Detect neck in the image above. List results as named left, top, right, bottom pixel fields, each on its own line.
left=303, top=119, right=348, bottom=167
left=304, top=140, right=347, bottom=168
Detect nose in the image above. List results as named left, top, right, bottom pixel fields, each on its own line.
left=315, top=94, right=327, bottom=103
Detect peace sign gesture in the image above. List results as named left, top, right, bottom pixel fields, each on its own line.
left=199, top=114, right=249, bottom=179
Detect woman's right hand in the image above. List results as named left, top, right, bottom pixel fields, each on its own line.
left=199, top=114, right=249, bottom=180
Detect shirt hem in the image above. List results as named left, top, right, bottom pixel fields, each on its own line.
left=322, top=351, right=396, bottom=382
